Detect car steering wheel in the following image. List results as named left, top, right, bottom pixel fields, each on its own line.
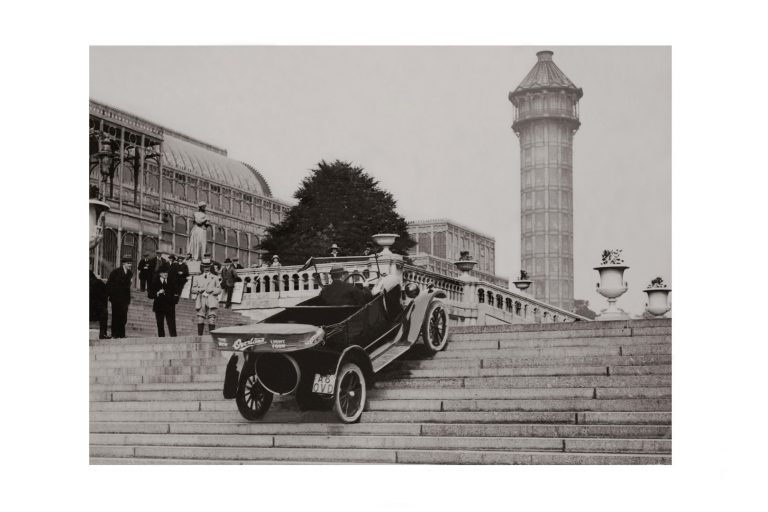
left=344, top=271, right=365, bottom=286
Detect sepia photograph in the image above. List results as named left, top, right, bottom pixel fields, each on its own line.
left=89, top=45, right=671, bottom=464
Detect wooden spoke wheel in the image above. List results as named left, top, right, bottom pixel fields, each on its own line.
left=422, top=300, right=449, bottom=353
left=235, top=362, right=273, bottom=421
left=333, top=363, right=366, bottom=423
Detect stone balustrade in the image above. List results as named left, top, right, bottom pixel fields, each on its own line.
left=228, top=253, right=588, bottom=326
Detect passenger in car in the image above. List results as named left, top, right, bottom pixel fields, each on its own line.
left=319, top=265, right=372, bottom=306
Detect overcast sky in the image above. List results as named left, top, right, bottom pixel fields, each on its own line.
left=90, top=46, right=670, bottom=315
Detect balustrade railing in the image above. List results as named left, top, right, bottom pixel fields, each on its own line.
left=224, top=254, right=588, bottom=326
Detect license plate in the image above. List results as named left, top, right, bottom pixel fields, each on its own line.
left=312, top=373, right=336, bottom=395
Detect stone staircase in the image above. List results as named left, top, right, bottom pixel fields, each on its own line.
left=91, top=293, right=250, bottom=338
left=89, top=318, right=671, bottom=464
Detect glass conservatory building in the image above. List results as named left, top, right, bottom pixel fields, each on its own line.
left=89, top=99, right=291, bottom=279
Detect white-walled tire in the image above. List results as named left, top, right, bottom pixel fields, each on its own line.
left=333, top=363, right=366, bottom=423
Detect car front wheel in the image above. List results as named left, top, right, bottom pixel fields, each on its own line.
left=235, top=361, right=273, bottom=421
left=333, top=363, right=366, bottom=423
left=422, top=300, right=449, bottom=353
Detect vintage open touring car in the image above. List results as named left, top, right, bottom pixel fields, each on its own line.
left=211, top=255, right=450, bottom=423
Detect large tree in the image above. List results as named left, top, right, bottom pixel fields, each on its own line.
left=260, top=160, right=416, bottom=265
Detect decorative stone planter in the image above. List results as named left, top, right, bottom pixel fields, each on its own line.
left=454, top=259, right=477, bottom=281
left=372, top=233, right=399, bottom=255
left=513, top=279, right=533, bottom=292
left=644, top=287, right=671, bottom=317
left=594, top=264, right=629, bottom=320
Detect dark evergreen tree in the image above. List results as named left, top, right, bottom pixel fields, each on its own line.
left=260, top=160, right=416, bottom=265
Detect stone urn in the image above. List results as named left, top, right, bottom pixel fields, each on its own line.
left=454, top=259, right=477, bottom=281
left=372, top=233, right=399, bottom=255
left=513, top=279, right=532, bottom=292
left=644, top=287, right=671, bottom=317
left=594, top=264, right=630, bottom=320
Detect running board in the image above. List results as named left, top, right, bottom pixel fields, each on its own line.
left=371, top=342, right=412, bottom=373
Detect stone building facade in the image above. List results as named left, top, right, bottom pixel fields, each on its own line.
left=509, top=51, right=582, bottom=311
left=89, top=100, right=291, bottom=280
left=407, top=219, right=509, bottom=288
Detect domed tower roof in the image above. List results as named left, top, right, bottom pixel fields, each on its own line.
left=509, top=50, right=583, bottom=104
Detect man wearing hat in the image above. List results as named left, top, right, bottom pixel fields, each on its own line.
left=169, top=254, right=189, bottom=303
left=146, top=250, right=163, bottom=296
left=137, top=252, right=152, bottom=291
left=232, top=257, right=244, bottom=270
left=319, top=265, right=372, bottom=306
left=220, top=258, right=239, bottom=308
left=106, top=256, right=133, bottom=338
left=192, top=258, right=221, bottom=335
left=186, top=202, right=210, bottom=261
left=148, top=262, right=178, bottom=337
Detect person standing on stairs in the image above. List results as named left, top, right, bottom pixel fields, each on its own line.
left=106, top=256, right=133, bottom=339
left=192, top=259, right=220, bottom=335
left=90, top=265, right=110, bottom=339
left=137, top=252, right=151, bottom=292
left=169, top=254, right=189, bottom=302
left=146, top=250, right=163, bottom=296
left=148, top=263, right=178, bottom=337
left=220, top=258, right=238, bottom=308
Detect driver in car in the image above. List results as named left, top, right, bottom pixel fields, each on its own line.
left=319, top=265, right=372, bottom=306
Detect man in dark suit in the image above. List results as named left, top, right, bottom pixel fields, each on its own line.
left=319, top=265, right=372, bottom=306
left=90, top=268, right=110, bottom=339
left=232, top=257, right=244, bottom=269
left=137, top=253, right=151, bottom=291
left=106, top=256, right=133, bottom=338
left=169, top=254, right=189, bottom=303
left=148, top=263, right=178, bottom=337
left=146, top=250, right=163, bottom=296
left=220, top=258, right=238, bottom=308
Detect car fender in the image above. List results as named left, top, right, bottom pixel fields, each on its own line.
left=407, top=290, right=446, bottom=342
left=335, top=345, right=374, bottom=386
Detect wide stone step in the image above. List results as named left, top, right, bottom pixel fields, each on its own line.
left=90, top=420, right=671, bottom=439
left=88, top=443, right=670, bottom=464
left=449, top=328, right=635, bottom=342
left=450, top=319, right=669, bottom=335
left=90, top=365, right=224, bottom=377
left=91, top=381, right=221, bottom=392
left=90, top=409, right=336, bottom=423
left=90, top=421, right=423, bottom=436
left=447, top=335, right=670, bottom=350
left=366, top=398, right=671, bottom=412
left=90, top=444, right=397, bottom=463
left=90, top=373, right=223, bottom=385
left=375, top=375, right=671, bottom=389
left=361, top=411, right=670, bottom=424
left=430, top=345, right=671, bottom=359
left=393, top=450, right=669, bottom=464
left=92, top=350, right=226, bottom=361
left=368, top=386, right=671, bottom=400
left=89, top=433, right=670, bottom=454
left=397, top=354, right=671, bottom=370
left=418, top=423, right=671, bottom=439
left=383, top=364, right=671, bottom=379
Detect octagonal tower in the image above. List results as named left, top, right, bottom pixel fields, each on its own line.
left=509, top=50, right=582, bottom=311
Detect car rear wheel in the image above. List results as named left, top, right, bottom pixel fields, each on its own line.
left=333, top=363, right=366, bottom=423
left=422, top=300, right=449, bottom=353
left=235, top=362, right=273, bottom=421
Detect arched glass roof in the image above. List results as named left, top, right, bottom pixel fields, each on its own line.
left=161, top=133, right=272, bottom=197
